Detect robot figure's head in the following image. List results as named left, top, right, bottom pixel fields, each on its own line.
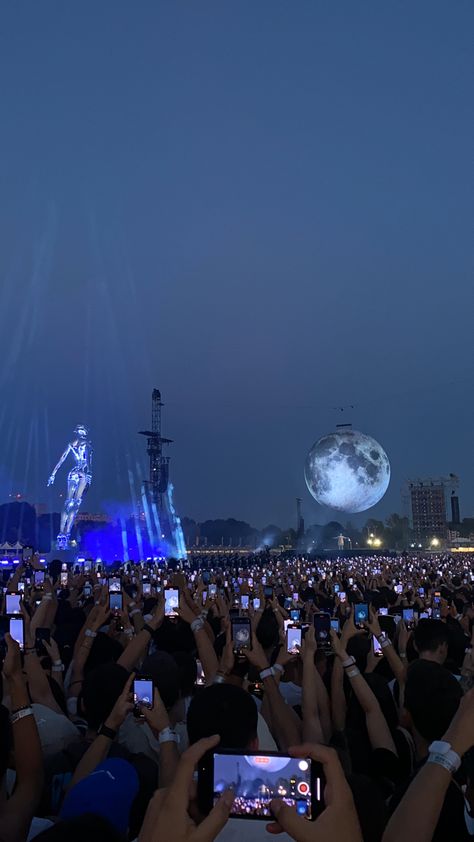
left=74, top=424, right=88, bottom=437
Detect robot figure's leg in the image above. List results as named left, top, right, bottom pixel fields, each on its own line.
left=64, top=474, right=88, bottom=535
left=60, top=476, right=78, bottom=534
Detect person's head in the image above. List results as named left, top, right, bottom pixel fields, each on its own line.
left=413, top=619, right=449, bottom=664
left=172, top=651, right=197, bottom=698
left=140, top=651, right=181, bottom=709
left=187, top=684, right=258, bottom=749
left=60, top=758, right=138, bottom=836
left=255, top=609, right=280, bottom=651
left=403, top=660, right=462, bottom=750
left=80, top=663, right=129, bottom=730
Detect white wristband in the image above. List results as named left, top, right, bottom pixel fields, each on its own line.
left=191, top=618, right=205, bottom=633
left=272, top=663, right=284, bottom=675
left=158, top=727, right=178, bottom=744
left=259, top=668, right=273, bottom=680
left=85, top=629, right=97, bottom=638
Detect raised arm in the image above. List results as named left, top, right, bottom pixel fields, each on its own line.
left=48, top=444, right=71, bottom=484
left=301, top=626, right=332, bottom=743
left=1, top=636, right=44, bottom=842
left=117, top=597, right=164, bottom=672
left=331, top=629, right=397, bottom=754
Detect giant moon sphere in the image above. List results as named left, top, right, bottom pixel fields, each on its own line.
left=305, top=429, right=390, bottom=514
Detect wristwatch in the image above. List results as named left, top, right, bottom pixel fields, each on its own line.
left=427, top=741, right=461, bottom=774
left=97, top=723, right=117, bottom=740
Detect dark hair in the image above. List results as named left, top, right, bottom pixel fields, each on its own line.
left=404, top=660, right=462, bottom=741
left=83, top=633, right=124, bottom=674
left=172, top=651, right=197, bottom=698
left=34, top=814, right=125, bottom=842
left=413, top=619, right=449, bottom=654
left=140, top=651, right=180, bottom=709
left=187, top=684, right=258, bottom=749
left=255, top=609, right=279, bottom=650
left=81, top=664, right=129, bottom=730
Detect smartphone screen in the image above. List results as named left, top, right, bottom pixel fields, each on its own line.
left=108, top=577, right=121, bottom=593
left=133, top=677, right=154, bottom=715
left=143, top=582, right=151, bottom=595
left=209, top=584, right=217, bottom=599
left=403, top=608, right=414, bottom=623
left=23, top=547, right=33, bottom=562
left=240, top=595, right=249, bottom=610
left=373, top=636, right=383, bottom=657
left=354, top=604, right=369, bottom=627
left=330, top=618, right=340, bottom=633
left=34, top=571, right=45, bottom=586
left=290, top=609, right=300, bottom=622
left=287, top=626, right=302, bottom=654
left=432, top=607, right=441, bottom=620
left=6, top=594, right=21, bottom=614
left=164, top=587, right=179, bottom=617
left=253, top=598, right=261, bottom=610
left=204, top=751, right=323, bottom=820
left=313, top=614, right=331, bottom=646
left=395, top=585, right=403, bottom=594
left=9, top=617, right=24, bottom=650
left=231, top=617, right=251, bottom=652
left=264, top=586, right=273, bottom=599
left=110, top=592, right=123, bottom=613
left=339, top=591, right=346, bottom=602
left=60, top=572, right=68, bottom=587
left=195, top=659, right=206, bottom=686
left=379, top=607, right=388, bottom=616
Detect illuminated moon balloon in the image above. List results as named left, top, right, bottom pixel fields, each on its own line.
left=305, top=428, right=390, bottom=514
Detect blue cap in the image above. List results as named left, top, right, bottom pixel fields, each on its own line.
left=60, top=758, right=139, bottom=834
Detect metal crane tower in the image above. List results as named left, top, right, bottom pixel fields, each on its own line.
left=139, top=389, right=173, bottom=509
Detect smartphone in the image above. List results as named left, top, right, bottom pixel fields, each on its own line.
left=23, top=547, right=33, bottom=562
left=84, top=584, right=92, bottom=597
left=195, top=659, right=206, bottom=686
left=209, top=584, right=217, bottom=599
left=379, top=607, right=388, bottom=616
left=334, top=584, right=340, bottom=593
left=35, top=627, right=51, bottom=656
left=253, top=598, right=261, bottom=610
left=133, top=677, right=154, bottom=717
left=264, top=586, right=273, bottom=599
left=164, top=587, right=179, bottom=617
left=418, top=587, right=425, bottom=596
left=143, top=582, right=152, bottom=595
left=354, top=604, right=369, bottom=628
left=339, top=591, right=346, bottom=603
left=61, top=563, right=67, bottom=572
left=330, top=618, right=340, bottom=633
left=372, top=636, right=383, bottom=657
left=402, top=608, right=414, bottom=627
left=110, top=592, right=123, bottom=613
left=108, top=577, right=121, bottom=593
left=290, top=609, right=300, bottom=622
left=60, top=572, right=68, bottom=587
left=9, top=616, right=25, bottom=650
left=313, top=614, right=331, bottom=646
left=287, top=626, right=302, bottom=654
left=292, top=592, right=299, bottom=602
left=34, top=571, right=45, bottom=587
left=240, top=595, right=249, bottom=610
left=395, top=584, right=403, bottom=594
left=348, top=577, right=353, bottom=586
left=432, top=607, right=441, bottom=620
left=231, top=617, right=252, bottom=653
left=5, top=593, right=21, bottom=614
left=198, top=750, right=324, bottom=820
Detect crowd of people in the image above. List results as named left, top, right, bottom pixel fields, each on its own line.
left=2, top=550, right=474, bottom=841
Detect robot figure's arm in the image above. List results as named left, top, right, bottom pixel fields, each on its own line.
left=47, top=445, right=71, bottom=486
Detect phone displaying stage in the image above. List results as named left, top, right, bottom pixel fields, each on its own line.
left=330, top=618, right=340, bottom=633
left=143, top=582, right=151, bottom=595
left=354, top=604, right=369, bottom=627
left=9, top=616, right=25, bottom=650
left=287, top=626, right=302, bottom=654
left=253, top=598, right=261, bottom=610
left=199, top=751, right=323, bottom=820
left=60, top=572, right=68, bottom=587
left=133, top=677, right=154, bottom=716
left=110, top=592, right=123, bottom=613
left=34, top=571, right=45, bottom=587
left=164, top=587, right=179, bottom=617
left=402, top=607, right=415, bottom=627
left=231, top=617, right=251, bottom=653
left=108, top=577, right=121, bottom=593
left=240, top=595, right=249, bottom=610
left=6, top=594, right=21, bottom=614
left=313, top=614, right=331, bottom=646
left=373, top=635, right=383, bottom=657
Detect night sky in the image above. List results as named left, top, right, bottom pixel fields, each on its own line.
left=0, top=2, right=472, bottom=528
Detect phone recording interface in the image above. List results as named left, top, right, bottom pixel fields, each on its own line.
left=313, top=614, right=331, bottom=646
left=9, top=617, right=24, bottom=650
left=6, top=594, right=21, bottom=614
left=211, top=753, right=319, bottom=820
left=287, top=626, right=301, bottom=654
left=231, top=618, right=251, bottom=652
left=108, top=577, right=121, bottom=593
left=355, top=604, right=369, bottom=627
left=133, top=678, right=154, bottom=714
left=110, top=592, right=123, bottom=613
left=164, top=588, right=179, bottom=617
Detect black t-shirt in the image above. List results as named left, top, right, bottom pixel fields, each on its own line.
left=389, top=758, right=470, bottom=842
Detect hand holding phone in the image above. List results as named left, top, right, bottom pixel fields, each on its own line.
left=231, top=617, right=251, bottom=653
left=133, top=677, right=154, bottom=718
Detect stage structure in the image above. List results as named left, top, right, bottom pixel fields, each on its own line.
left=47, top=425, right=92, bottom=550
left=139, top=389, right=186, bottom=558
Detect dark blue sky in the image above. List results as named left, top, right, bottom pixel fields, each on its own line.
left=0, top=2, right=472, bottom=528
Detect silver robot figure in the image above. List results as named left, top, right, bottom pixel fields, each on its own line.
left=48, top=424, right=92, bottom=549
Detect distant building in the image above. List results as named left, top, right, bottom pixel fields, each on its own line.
left=408, top=479, right=447, bottom=545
